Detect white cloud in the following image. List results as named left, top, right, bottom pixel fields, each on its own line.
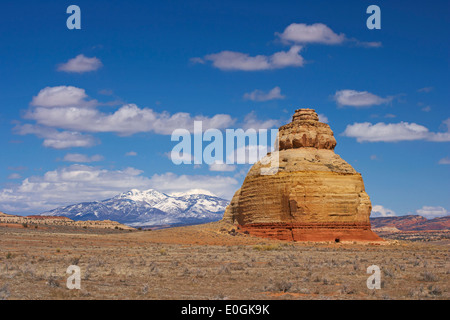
left=342, top=119, right=450, bottom=143
left=356, top=41, right=382, bottom=48
left=418, top=87, right=433, bottom=93
left=63, top=153, right=104, bottom=163
left=167, top=151, right=196, bottom=164
left=148, top=172, right=238, bottom=200
left=343, top=122, right=428, bottom=142
left=429, top=118, right=450, bottom=141
left=57, top=54, right=103, bottom=73
left=98, top=89, right=114, bottom=96
left=0, top=165, right=149, bottom=213
left=209, top=161, right=236, bottom=172
left=371, top=205, right=396, bottom=217
left=197, top=23, right=379, bottom=72
left=243, top=86, right=285, bottom=102
left=416, top=206, right=448, bottom=219
left=318, top=113, right=328, bottom=123
left=241, top=111, right=280, bottom=130
left=0, top=165, right=238, bottom=214
left=438, top=157, right=450, bottom=165
left=277, top=23, right=382, bottom=48
left=277, top=23, right=346, bottom=45
left=189, top=57, right=206, bottom=64
left=203, top=46, right=304, bottom=71
left=31, top=86, right=97, bottom=108
left=125, top=151, right=138, bottom=157
left=20, top=86, right=284, bottom=148
left=7, top=173, right=22, bottom=180
left=334, top=90, right=392, bottom=107
left=26, top=100, right=235, bottom=136
left=14, top=124, right=97, bottom=149
left=421, top=106, right=431, bottom=112
left=226, top=144, right=270, bottom=164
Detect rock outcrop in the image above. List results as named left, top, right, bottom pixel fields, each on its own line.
left=223, top=108, right=382, bottom=242
left=0, top=212, right=135, bottom=230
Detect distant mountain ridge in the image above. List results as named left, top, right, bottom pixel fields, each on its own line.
left=40, top=189, right=229, bottom=227
left=370, top=215, right=450, bottom=231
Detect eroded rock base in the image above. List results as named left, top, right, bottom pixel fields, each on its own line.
left=237, top=223, right=383, bottom=242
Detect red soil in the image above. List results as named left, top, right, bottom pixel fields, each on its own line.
left=237, top=222, right=383, bottom=242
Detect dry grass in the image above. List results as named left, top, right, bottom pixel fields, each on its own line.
left=0, top=222, right=448, bottom=300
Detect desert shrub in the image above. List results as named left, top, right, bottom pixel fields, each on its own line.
left=383, top=268, right=395, bottom=278
left=421, top=271, right=438, bottom=282
left=265, top=280, right=293, bottom=293
left=218, top=264, right=231, bottom=275
left=428, top=285, right=442, bottom=296
left=46, top=276, right=60, bottom=288
left=140, top=284, right=149, bottom=295
left=0, top=285, right=10, bottom=300
left=253, top=244, right=281, bottom=251
left=340, top=284, right=355, bottom=294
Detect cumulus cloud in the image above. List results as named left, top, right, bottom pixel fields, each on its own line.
left=63, top=153, right=104, bottom=163
left=149, top=172, right=238, bottom=200
left=23, top=86, right=236, bottom=137
left=277, top=23, right=382, bottom=48
left=416, top=206, right=449, bottom=219
left=57, top=54, right=103, bottom=73
left=196, top=23, right=379, bottom=72
left=226, top=144, right=271, bottom=165
left=125, top=151, right=138, bottom=157
left=31, top=86, right=97, bottom=108
left=14, top=124, right=97, bottom=149
left=342, top=119, right=450, bottom=143
left=20, top=86, right=283, bottom=149
left=241, top=111, right=280, bottom=130
left=318, top=113, right=328, bottom=123
left=24, top=104, right=235, bottom=135
left=334, top=90, right=393, bottom=107
left=371, top=205, right=396, bottom=217
left=0, top=165, right=238, bottom=214
left=202, top=46, right=304, bottom=71
left=243, top=86, right=285, bottom=102
left=277, top=23, right=346, bottom=45
left=209, top=161, right=236, bottom=172
left=7, top=173, right=22, bottom=180
left=438, top=157, right=450, bottom=165
left=167, top=151, right=198, bottom=164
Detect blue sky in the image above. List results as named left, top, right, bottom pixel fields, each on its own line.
left=0, top=0, right=449, bottom=218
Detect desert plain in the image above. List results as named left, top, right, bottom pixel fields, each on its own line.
left=0, top=219, right=448, bottom=300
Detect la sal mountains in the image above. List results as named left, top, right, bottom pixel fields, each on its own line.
left=40, top=189, right=229, bottom=228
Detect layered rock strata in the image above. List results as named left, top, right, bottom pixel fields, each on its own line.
left=223, top=108, right=382, bottom=242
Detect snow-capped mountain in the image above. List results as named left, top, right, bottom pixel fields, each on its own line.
left=40, top=188, right=229, bottom=227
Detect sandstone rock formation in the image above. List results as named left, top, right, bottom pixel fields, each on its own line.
left=223, top=108, right=382, bottom=242
left=0, top=212, right=135, bottom=230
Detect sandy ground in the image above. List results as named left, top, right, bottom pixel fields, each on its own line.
left=0, top=221, right=448, bottom=300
